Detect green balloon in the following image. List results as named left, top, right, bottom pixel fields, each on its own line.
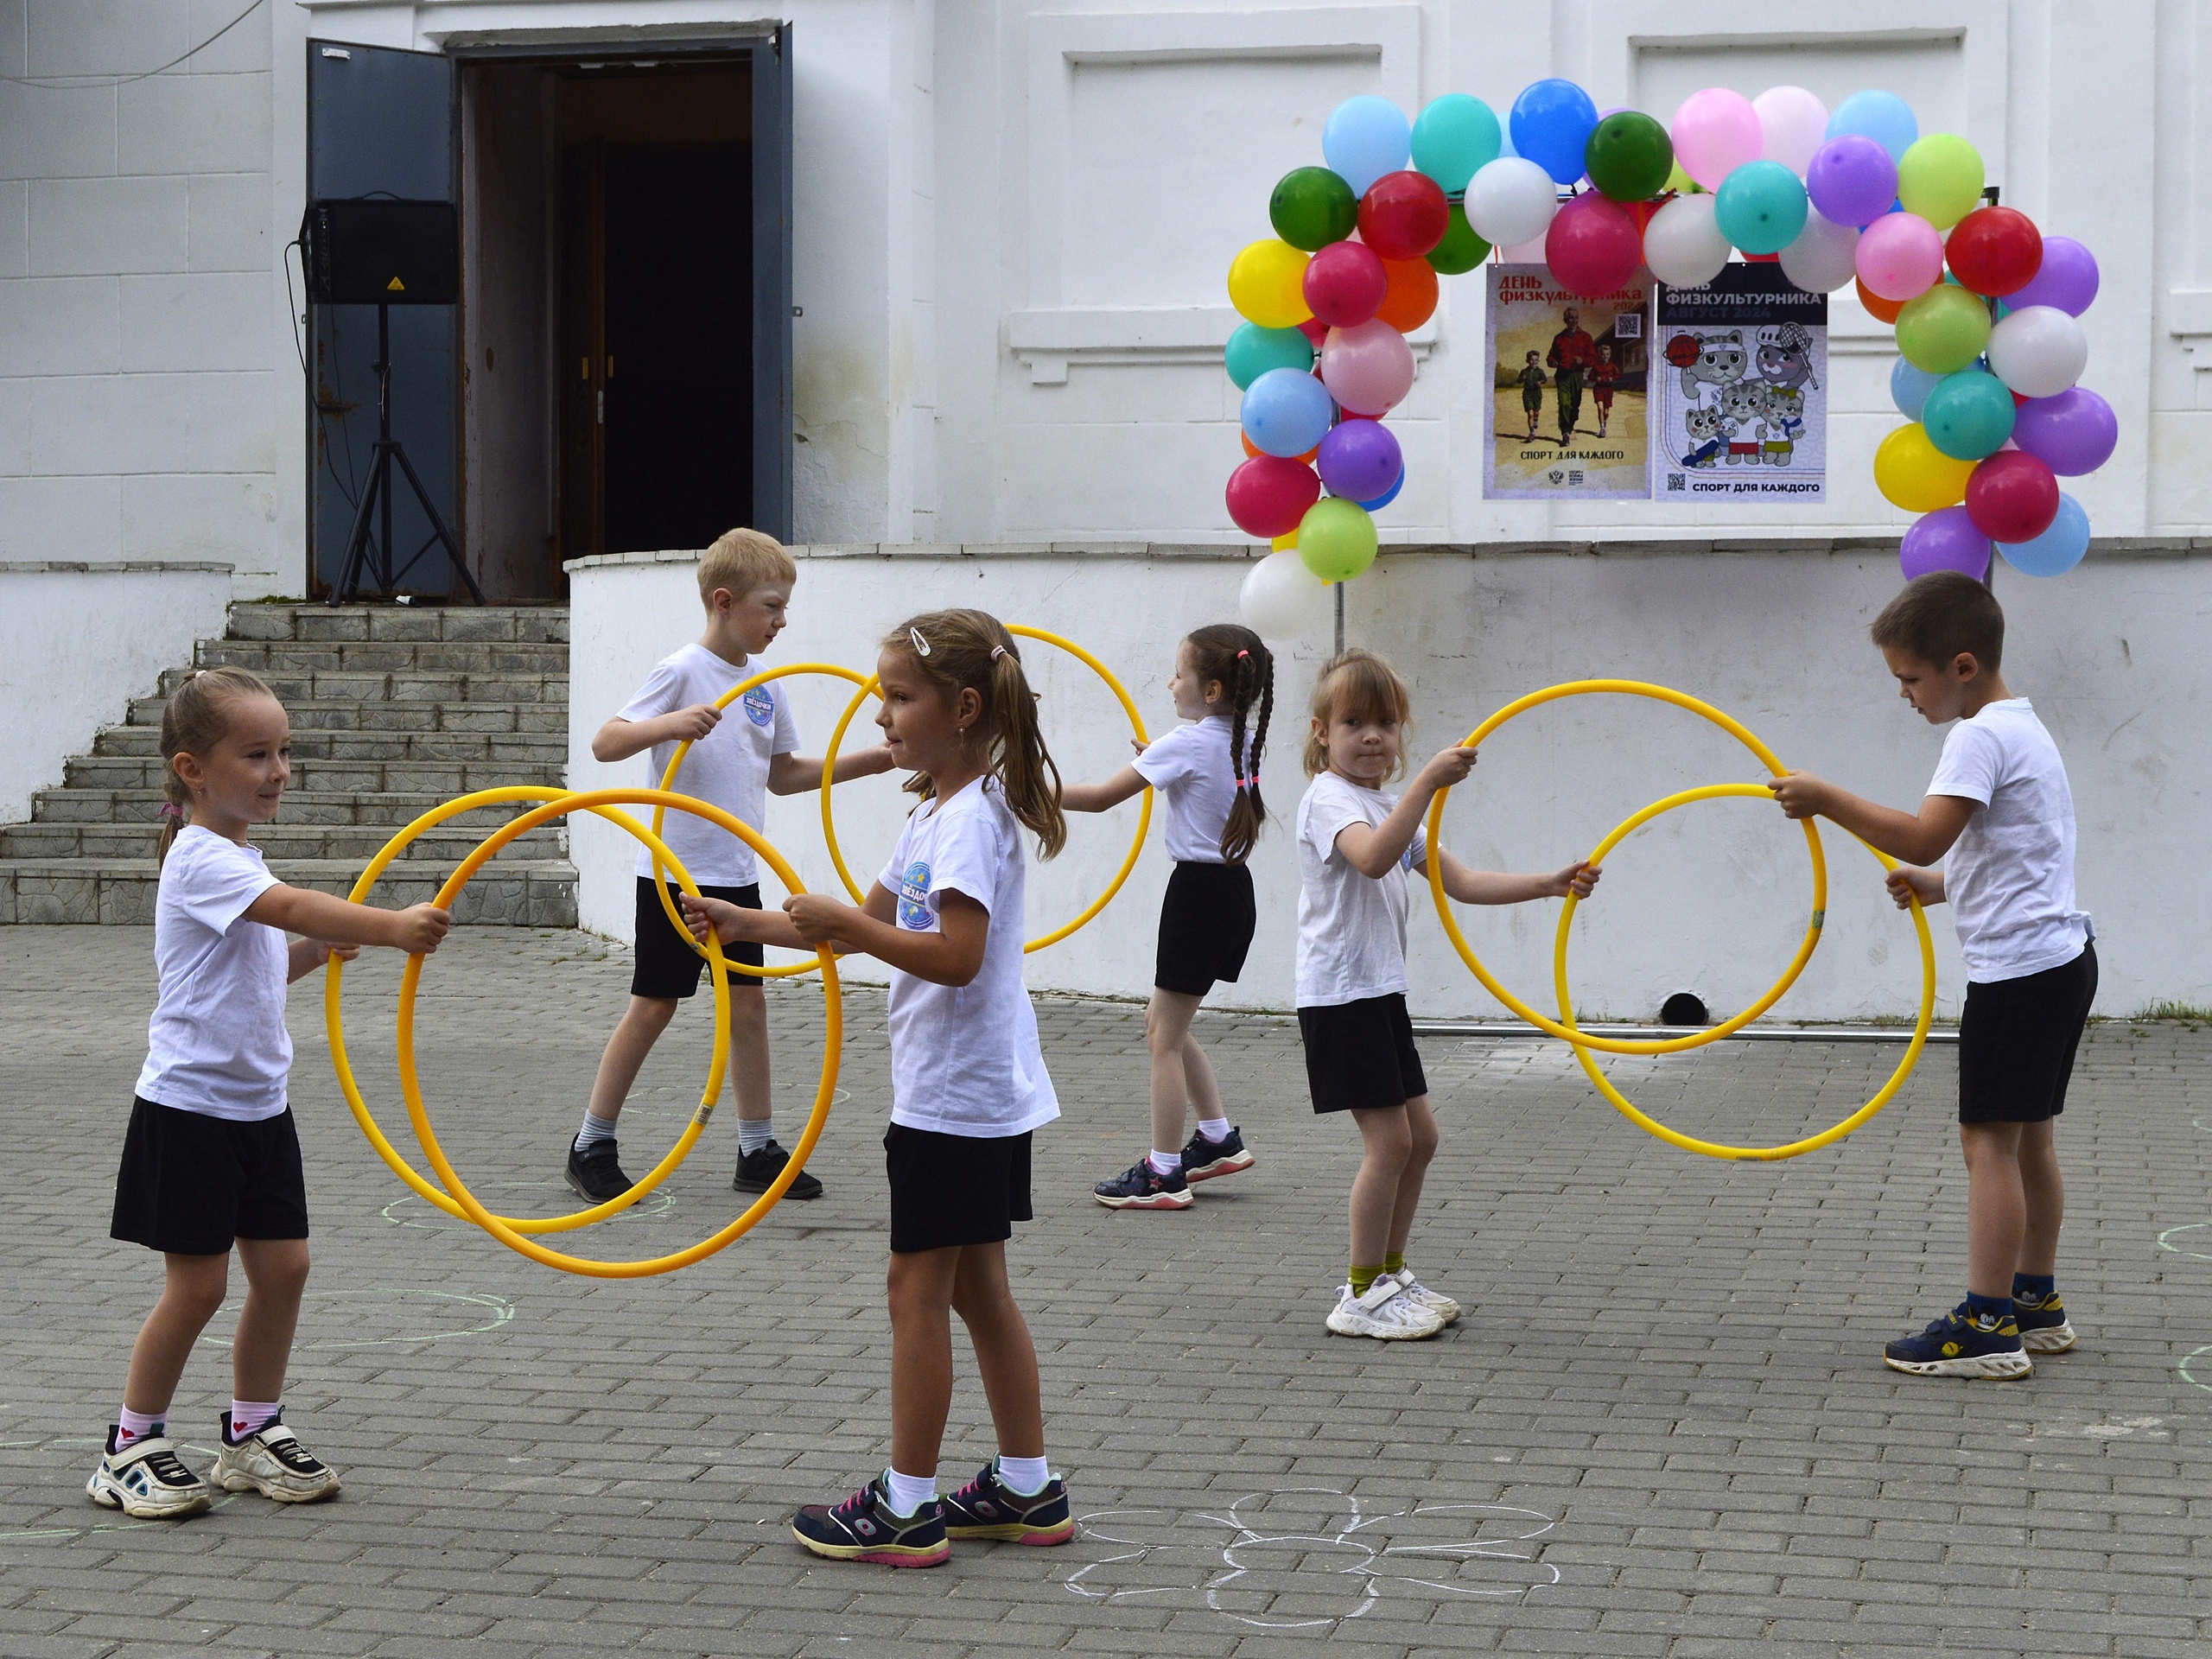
left=1269, top=167, right=1358, bottom=252
left=1224, top=322, right=1315, bottom=391
left=1425, top=203, right=1491, bottom=275
left=1297, top=497, right=1378, bottom=583
left=1585, top=111, right=1674, bottom=203
left=1894, top=283, right=1993, bottom=374
left=1920, top=369, right=2015, bottom=460
left=1409, top=93, right=1502, bottom=194
left=1896, top=133, right=1984, bottom=231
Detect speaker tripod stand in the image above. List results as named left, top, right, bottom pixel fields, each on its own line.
left=327, top=302, right=484, bottom=606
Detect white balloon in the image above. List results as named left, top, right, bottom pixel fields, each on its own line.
left=1753, top=85, right=1829, bottom=175
left=1465, top=156, right=1558, bottom=250
left=1641, top=194, right=1731, bottom=288
left=1987, top=305, right=2089, bottom=398
left=1777, top=205, right=1859, bottom=293
left=1239, top=550, right=1330, bottom=641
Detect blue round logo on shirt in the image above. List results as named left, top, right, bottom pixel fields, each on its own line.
left=899, top=861, right=933, bottom=930
left=741, top=686, right=776, bottom=728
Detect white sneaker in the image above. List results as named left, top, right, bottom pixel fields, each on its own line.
left=213, top=1418, right=341, bottom=1503
left=1325, top=1279, right=1445, bottom=1341
left=1388, top=1269, right=1461, bottom=1325
left=86, top=1432, right=213, bottom=1519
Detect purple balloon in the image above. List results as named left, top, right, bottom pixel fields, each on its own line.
left=1900, top=505, right=1993, bottom=582
left=2007, top=236, right=2098, bottom=316
left=1316, top=417, right=1403, bottom=504
left=2011, top=387, right=2117, bottom=476
left=1806, top=135, right=1897, bottom=229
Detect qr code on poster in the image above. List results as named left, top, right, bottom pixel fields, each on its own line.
left=1614, top=314, right=1642, bottom=338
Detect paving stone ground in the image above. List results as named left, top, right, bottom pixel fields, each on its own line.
left=3, top=925, right=2209, bottom=1658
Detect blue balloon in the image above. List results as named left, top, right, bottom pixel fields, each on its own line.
left=1323, top=97, right=1412, bottom=199
left=1996, top=493, right=2090, bottom=577
left=1891, top=359, right=1944, bottom=420
left=1240, top=367, right=1335, bottom=458
left=1355, top=466, right=1406, bottom=512
left=1827, top=90, right=1918, bottom=164
left=1509, top=79, right=1599, bottom=185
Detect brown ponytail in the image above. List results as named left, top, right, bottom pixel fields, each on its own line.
left=156, top=666, right=278, bottom=864
left=1182, top=623, right=1274, bottom=865
left=881, top=609, right=1068, bottom=859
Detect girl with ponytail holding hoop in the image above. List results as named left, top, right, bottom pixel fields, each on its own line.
left=89, top=669, right=450, bottom=1519
left=1063, top=624, right=1274, bottom=1210
left=682, top=610, right=1073, bottom=1567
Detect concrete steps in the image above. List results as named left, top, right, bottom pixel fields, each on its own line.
left=0, top=603, right=576, bottom=926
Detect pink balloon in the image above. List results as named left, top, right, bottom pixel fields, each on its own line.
left=1672, top=87, right=1764, bottom=191
left=1854, top=211, right=1943, bottom=302
left=1544, top=192, right=1641, bottom=299
left=1753, top=86, right=1828, bottom=175
left=1319, top=319, right=1416, bottom=416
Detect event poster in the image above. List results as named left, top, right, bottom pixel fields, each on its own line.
left=1654, top=264, right=1828, bottom=502
left=1483, top=265, right=1652, bottom=500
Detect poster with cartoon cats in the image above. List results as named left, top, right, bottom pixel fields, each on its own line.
left=1483, top=264, right=1652, bottom=500
left=1655, top=264, right=1827, bottom=502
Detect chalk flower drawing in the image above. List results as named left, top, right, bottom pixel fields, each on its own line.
left=1064, top=1486, right=1561, bottom=1630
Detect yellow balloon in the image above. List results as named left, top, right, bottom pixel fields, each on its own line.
left=1896, top=133, right=1984, bottom=231
left=1873, top=422, right=1976, bottom=512
left=1271, top=530, right=1300, bottom=551
left=1229, top=238, right=1313, bottom=329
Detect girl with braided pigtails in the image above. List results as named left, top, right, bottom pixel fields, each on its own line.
left=1064, top=624, right=1274, bottom=1210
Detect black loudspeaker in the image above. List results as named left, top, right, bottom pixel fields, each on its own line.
left=302, top=198, right=459, bottom=305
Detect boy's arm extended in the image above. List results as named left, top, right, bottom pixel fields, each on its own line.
left=1424, top=849, right=1601, bottom=906
left=683, top=882, right=990, bottom=987
left=766, top=745, right=896, bottom=795
left=246, top=886, right=451, bottom=957
left=1769, top=772, right=1976, bottom=867
left=1061, top=764, right=1147, bottom=814
left=591, top=704, right=721, bottom=765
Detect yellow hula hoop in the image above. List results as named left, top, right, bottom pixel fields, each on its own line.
left=1426, top=679, right=1828, bottom=1055
left=326, top=786, right=731, bottom=1233
left=816, top=623, right=1155, bottom=955
left=1553, top=784, right=1936, bottom=1160
left=649, top=662, right=874, bottom=977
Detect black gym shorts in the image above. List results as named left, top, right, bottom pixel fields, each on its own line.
left=1154, top=861, right=1258, bottom=995
left=884, top=1124, right=1033, bottom=1254
left=111, top=1097, right=309, bottom=1255
left=631, top=876, right=766, bottom=1000
left=1958, top=940, right=2097, bottom=1125
left=1297, top=992, right=1428, bottom=1113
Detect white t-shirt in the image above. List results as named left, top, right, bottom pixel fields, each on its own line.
left=1132, top=715, right=1239, bottom=865
left=621, top=643, right=798, bottom=888
left=1295, top=771, right=1427, bottom=1007
left=877, top=777, right=1059, bottom=1137
left=135, top=826, right=291, bottom=1121
left=1926, top=697, right=2093, bottom=982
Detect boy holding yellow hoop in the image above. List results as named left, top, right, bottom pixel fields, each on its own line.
left=573, top=530, right=891, bottom=1204
left=1772, top=572, right=2094, bottom=1380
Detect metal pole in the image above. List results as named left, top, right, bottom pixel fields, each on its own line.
left=1333, top=581, right=1344, bottom=654
left=375, top=302, right=393, bottom=593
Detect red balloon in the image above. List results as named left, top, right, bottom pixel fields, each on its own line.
left=1296, top=317, right=1328, bottom=348
left=1945, top=206, right=2043, bottom=297
left=1964, top=448, right=2060, bottom=543
left=1302, top=240, right=1388, bottom=328
left=1544, top=192, right=1641, bottom=299
left=1357, top=171, right=1449, bottom=261
left=1373, top=257, right=1439, bottom=332
left=1225, top=454, right=1322, bottom=538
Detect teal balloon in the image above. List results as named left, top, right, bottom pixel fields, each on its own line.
left=1921, top=370, right=2017, bottom=461
left=1224, top=323, right=1315, bottom=391
left=1409, top=93, right=1501, bottom=194
left=1713, top=160, right=1808, bottom=255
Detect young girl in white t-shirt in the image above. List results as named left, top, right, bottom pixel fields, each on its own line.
left=88, top=668, right=451, bottom=1519
left=1295, top=650, right=1600, bottom=1342
left=683, top=608, right=1073, bottom=1568
left=1064, top=623, right=1274, bottom=1210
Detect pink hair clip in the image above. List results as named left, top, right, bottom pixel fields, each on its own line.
left=156, top=802, right=183, bottom=821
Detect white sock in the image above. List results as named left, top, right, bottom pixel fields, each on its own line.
left=882, top=1466, right=938, bottom=1516
left=996, top=1454, right=1051, bottom=1497
left=229, top=1399, right=280, bottom=1439
left=116, top=1406, right=164, bottom=1446
left=1197, top=1118, right=1231, bottom=1143
left=1147, top=1149, right=1181, bottom=1175
left=575, top=1110, right=618, bottom=1151
left=738, top=1117, right=775, bottom=1157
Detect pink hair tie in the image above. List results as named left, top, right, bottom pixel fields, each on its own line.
left=989, top=645, right=1007, bottom=663
left=156, top=803, right=183, bottom=821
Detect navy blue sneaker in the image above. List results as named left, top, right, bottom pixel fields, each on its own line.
left=940, top=1460, right=1074, bottom=1546
left=1092, top=1158, right=1191, bottom=1210
left=2012, top=1291, right=2077, bottom=1354
left=791, top=1475, right=949, bottom=1566
left=1179, top=1126, right=1255, bottom=1183
left=1883, top=1302, right=2033, bottom=1379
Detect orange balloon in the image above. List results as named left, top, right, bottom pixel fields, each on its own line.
left=1857, top=276, right=1906, bottom=323
left=1374, top=257, right=1440, bottom=332
left=1242, top=432, right=1320, bottom=466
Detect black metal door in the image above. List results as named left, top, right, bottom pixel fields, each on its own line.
left=306, top=40, right=459, bottom=595
left=750, top=27, right=793, bottom=543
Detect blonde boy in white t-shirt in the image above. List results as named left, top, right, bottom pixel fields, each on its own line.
left=571, top=529, right=892, bottom=1204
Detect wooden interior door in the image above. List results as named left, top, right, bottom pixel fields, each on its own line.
left=558, top=142, right=605, bottom=563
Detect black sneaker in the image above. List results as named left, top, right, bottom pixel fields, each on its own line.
left=1179, top=1126, right=1255, bottom=1183
left=791, top=1475, right=949, bottom=1566
left=2013, top=1290, right=2077, bottom=1354
left=1092, top=1158, right=1192, bottom=1210
left=564, top=1138, right=632, bottom=1203
left=1882, top=1301, right=2033, bottom=1379
left=941, top=1460, right=1074, bottom=1545
left=734, top=1140, right=823, bottom=1200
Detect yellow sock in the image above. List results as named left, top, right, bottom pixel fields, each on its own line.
left=1349, top=1264, right=1382, bottom=1295
left=1383, top=1252, right=1405, bottom=1277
